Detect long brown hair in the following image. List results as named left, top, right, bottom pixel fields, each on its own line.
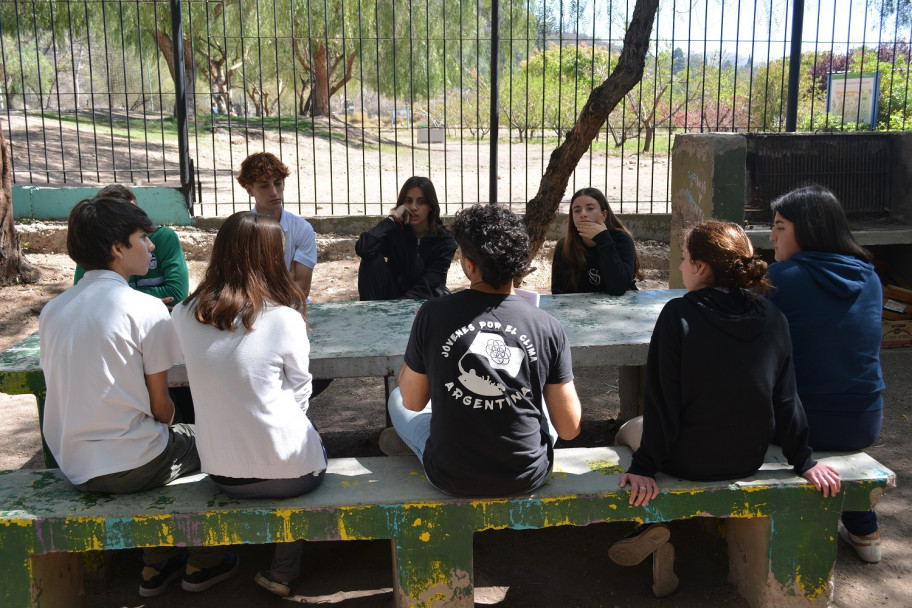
left=396, top=176, right=444, bottom=234
left=187, top=211, right=306, bottom=330
left=685, top=220, right=771, bottom=295
left=559, top=187, right=642, bottom=289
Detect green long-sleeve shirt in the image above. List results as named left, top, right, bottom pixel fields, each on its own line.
left=74, top=226, right=190, bottom=304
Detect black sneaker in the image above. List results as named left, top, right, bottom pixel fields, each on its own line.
left=138, top=551, right=186, bottom=598
left=181, top=551, right=240, bottom=592
left=254, top=570, right=291, bottom=597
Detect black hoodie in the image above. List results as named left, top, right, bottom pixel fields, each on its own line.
left=628, top=287, right=815, bottom=481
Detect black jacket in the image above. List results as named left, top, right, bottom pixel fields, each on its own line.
left=355, top=218, right=457, bottom=299
left=551, top=230, right=638, bottom=295
left=628, top=287, right=816, bottom=481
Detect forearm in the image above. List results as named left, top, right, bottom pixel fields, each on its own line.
left=145, top=370, right=175, bottom=425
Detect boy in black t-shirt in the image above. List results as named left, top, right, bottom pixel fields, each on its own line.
left=383, top=204, right=582, bottom=496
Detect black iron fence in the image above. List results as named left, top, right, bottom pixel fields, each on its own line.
left=1, top=0, right=909, bottom=217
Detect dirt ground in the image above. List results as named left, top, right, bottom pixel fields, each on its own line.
left=1, top=222, right=909, bottom=607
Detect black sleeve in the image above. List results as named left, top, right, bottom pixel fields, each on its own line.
left=628, top=302, right=684, bottom=478
left=592, top=230, right=637, bottom=295
left=402, top=232, right=457, bottom=299
left=550, top=239, right=572, bottom=294
left=770, top=321, right=816, bottom=475
left=355, top=217, right=401, bottom=260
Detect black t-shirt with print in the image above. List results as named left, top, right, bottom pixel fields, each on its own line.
left=404, top=289, right=574, bottom=496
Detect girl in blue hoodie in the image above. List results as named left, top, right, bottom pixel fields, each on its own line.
left=768, top=185, right=886, bottom=563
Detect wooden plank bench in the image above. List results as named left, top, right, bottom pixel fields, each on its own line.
left=0, top=446, right=894, bottom=608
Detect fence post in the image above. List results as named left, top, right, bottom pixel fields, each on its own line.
left=170, top=0, right=194, bottom=213
left=785, top=0, right=805, bottom=132
left=488, top=0, right=500, bottom=204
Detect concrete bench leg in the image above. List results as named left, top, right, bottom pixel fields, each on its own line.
left=727, top=513, right=835, bottom=608
left=391, top=528, right=473, bottom=607
left=617, top=365, right=645, bottom=423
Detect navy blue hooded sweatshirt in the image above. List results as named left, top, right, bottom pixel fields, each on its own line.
left=768, top=252, right=885, bottom=414
left=628, top=288, right=816, bottom=481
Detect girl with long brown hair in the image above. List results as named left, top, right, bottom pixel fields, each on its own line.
left=172, top=211, right=326, bottom=597
left=551, top=187, right=642, bottom=295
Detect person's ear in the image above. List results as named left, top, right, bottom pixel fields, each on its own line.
left=110, top=241, right=125, bottom=260
left=244, top=184, right=254, bottom=197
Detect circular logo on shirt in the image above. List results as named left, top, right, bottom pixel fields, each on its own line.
left=148, top=252, right=159, bottom=270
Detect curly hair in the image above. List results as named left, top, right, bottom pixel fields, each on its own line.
left=452, top=204, right=529, bottom=288
left=685, top=220, right=771, bottom=295
left=559, top=187, right=643, bottom=289
left=235, top=152, right=291, bottom=188
left=186, top=212, right=306, bottom=330
left=66, top=197, right=154, bottom=271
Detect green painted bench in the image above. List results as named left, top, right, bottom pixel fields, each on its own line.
left=0, top=446, right=894, bottom=608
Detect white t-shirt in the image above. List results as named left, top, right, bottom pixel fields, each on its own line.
left=280, top=209, right=317, bottom=270
left=171, top=301, right=325, bottom=479
left=39, top=270, right=181, bottom=485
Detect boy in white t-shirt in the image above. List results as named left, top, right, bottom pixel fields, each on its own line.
left=39, top=196, right=237, bottom=598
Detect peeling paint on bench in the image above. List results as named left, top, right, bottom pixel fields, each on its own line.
left=0, top=446, right=894, bottom=608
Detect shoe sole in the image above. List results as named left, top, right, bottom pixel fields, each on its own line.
left=652, top=542, right=679, bottom=598
left=379, top=428, right=414, bottom=457
left=181, top=555, right=241, bottom=592
left=838, top=526, right=882, bottom=563
left=255, top=572, right=291, bottom=597
left=608, top=523, right=671, bottom=566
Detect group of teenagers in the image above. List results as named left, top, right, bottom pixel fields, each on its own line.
left=37, top=150, right=885, bottom=600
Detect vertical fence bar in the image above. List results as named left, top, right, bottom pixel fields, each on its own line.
left=488, top=0, right=499, bottom=204
left=170, top=0, right=192, bottom=209
left=786, top=0, right=805, bottom=131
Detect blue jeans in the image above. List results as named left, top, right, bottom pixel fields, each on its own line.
left=386, top=387, right=560, bottom=467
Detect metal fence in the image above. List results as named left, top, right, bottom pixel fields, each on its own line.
left=1, top=0, right=910, bottom=217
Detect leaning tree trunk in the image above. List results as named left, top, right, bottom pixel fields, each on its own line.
left=0, top=120, right=40, bottom=286
left=523, top=0, right=660, bottom=261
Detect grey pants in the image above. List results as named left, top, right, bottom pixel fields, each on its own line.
left=75, top=424, right=224, bottom=568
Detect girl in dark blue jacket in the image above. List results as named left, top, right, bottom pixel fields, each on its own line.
left=768, top=185, right=885, bottom=563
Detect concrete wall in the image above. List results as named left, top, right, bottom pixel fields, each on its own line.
left=668, top=134, right=747, bottom=288
left=12, top=186, right=193, bottom=226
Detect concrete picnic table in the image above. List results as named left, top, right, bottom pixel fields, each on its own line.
left=0, top=290, right=684, bottom=466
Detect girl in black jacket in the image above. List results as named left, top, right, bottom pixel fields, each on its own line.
left=356, top=176, right=457, bottom=300
left=607, top=220, right=840, bottom=598
left=551, top=187, right=642, bottom=295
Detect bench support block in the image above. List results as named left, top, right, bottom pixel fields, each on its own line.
left=728, top=517, right=833, bottom=608
left=392, top=531, right=474, bottom=607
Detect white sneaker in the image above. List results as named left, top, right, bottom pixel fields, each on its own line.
left=838, top=525, right=882, bottom=563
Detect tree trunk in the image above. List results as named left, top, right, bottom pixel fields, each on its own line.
left=154, top=30, right=197, bottom=117
left=523, top=0, right=660, bottom=263
left=311, top=42, right=331, bottom=117
left=0, top=120, right=40, bottom=286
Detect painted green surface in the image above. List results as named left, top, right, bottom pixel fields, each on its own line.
left=0, top=448, right=895, bottom=607
left=12, top=186, right=192, bottom=226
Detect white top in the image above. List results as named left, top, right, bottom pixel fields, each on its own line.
left=39, top=270, right=181, bottom=485
left=280, top=209, right=317, bottom=270
left=172, top=301, right=325, bottom=479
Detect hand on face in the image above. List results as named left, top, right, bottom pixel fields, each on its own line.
left=575, top=218, right=607, bottom=242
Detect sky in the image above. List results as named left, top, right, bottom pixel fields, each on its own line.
left=572, top=0, right=911, bottom=62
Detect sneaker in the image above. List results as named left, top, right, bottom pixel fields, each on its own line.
left=181, top=551, right=240, bottom=592
left=608, top=523, right=671, bottom=567
left=651, top=541, right=679, bottom=598
left=379, top=428, right=413, bottom=457
left=839, top=525, right=882, bottom=563
left=139, top=551, right=186, bottom=598
left=255, top=570, right=291, bottom=597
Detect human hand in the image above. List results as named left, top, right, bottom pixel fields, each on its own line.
left=575, top=219, right=607, bottom=242
left=390, top=205, right=409, bottom=222
left=619, top=472, right=659, bottom=506
left=161, top=296, right=175, bottom=311
left=802, top=462, right=841, bottom=497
